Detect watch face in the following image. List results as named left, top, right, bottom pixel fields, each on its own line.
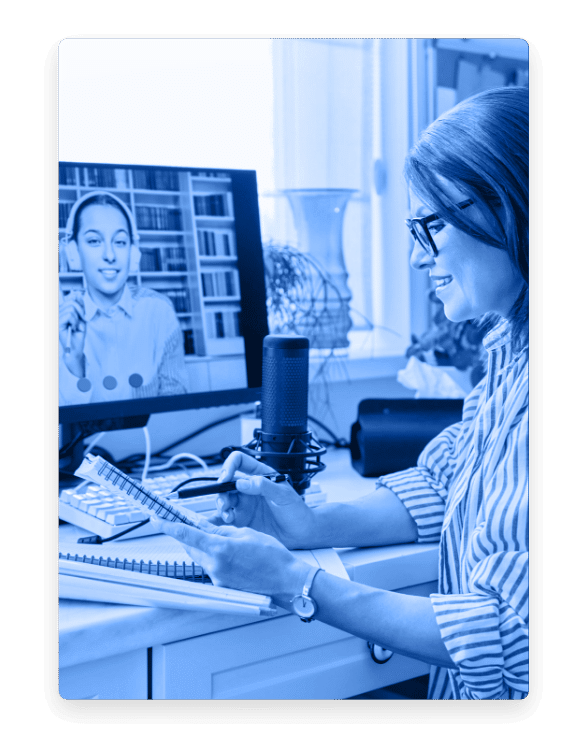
left=292, top=595, right=316, bottom=619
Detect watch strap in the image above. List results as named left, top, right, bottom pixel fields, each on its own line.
left=302, top=565, right=322, bottom=601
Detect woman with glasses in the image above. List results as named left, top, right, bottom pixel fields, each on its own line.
left=160, top=86, right=529, bottom=700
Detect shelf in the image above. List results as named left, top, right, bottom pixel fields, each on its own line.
left=138, top=230, right=187, bottom=235
left=191, top=176, right=231, bottom=183
left=139, top=271, right=189, bottom=276
left=203, top=296, right=240, bottom=303
left=128, top=188, right=180, bottom=195
left=195, top=216, right=235, bottom=223
left=198, top=256, right=238, bottom=263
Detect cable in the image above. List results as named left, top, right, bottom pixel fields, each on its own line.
left=59, top=431, right=83, bottom=459
left=84, top=432, right=106, bottom=457
left=156, top=411, right=250, bottom=456
left=141, top=425, right=151, bottom=483
left=307, top=415, right=349, bottom=449
left=117, top=410, right=250, bottom=468
left=148, top=453, right=209, bottom=474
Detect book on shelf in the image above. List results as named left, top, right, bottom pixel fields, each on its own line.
left=140, top=247, right=162, bottom=272
left=85, top=167, right=117, bottom=188
left=201, top=270, right=237, bottom=298
left=140, top=247, right=188, bottom=272
left=59, top=165, right=77, bottom=186
left=163, top=288, right=191, bottom=314
left=197, top=229, right=233, bottom=257
left=193, top=194, right=226, bottom=217
left=132, top=168, right=180, bottom=192
left=163, top=247, right=187, bottom=271
left=183, top=328, right=196, bottom=355
left=59, top=201, right=74, bottom=230
left=206, top=309, right=241, bottom=339
left=136, top=205, right=182, bottom=231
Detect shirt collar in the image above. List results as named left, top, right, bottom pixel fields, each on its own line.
left=482, top=317, right=512, bottom=352
left=83, top=285, right=134, bottom=321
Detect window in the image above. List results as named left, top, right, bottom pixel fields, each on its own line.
left=266, top=39, right=434, bottom=358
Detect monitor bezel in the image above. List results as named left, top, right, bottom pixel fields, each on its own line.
left=58, top=160, right=268, bottom=425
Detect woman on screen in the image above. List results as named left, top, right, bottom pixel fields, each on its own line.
left=59, top=192, right=188, bottom=405
left=160, top=87, right=529, bottom=700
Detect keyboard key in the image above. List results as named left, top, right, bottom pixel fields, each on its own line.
left=87, top=501, right=122, bottom=518
left=77, top=497, right=102, bottom=513
left=71, top=494, right=91, bottom=509
left=103, top=509, right=132, bottom=525
left=126, top=510, right=148, bottom=523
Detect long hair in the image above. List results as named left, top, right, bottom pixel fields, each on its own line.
left=404, top=86, right=528, bottom=351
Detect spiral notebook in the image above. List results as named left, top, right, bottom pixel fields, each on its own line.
left=59, top=531, right=349, bottom=615
left=59, top=533, right=208, bottom=581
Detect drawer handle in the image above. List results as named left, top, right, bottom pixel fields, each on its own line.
left=368, top=642, right=393, bottom=665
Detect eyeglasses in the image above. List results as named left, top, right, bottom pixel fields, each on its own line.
left=405, top=199, right=474, bottom=258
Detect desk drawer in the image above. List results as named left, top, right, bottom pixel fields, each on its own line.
left=152, top=613, right=429, bottom=700
left=59, top=648, right=147, bottom=700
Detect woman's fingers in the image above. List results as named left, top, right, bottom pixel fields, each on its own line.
left=59, top=300, right=87, bottom=345
left=217, top=451, right=275, bottom=483
left=158, top=520, right=220, bottom=568
left=235, top=475, right=297, bottom=506
left=216, top=492, right=238, bottom=523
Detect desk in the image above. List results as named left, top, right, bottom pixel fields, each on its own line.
left=59, top=449, right=439, bottom=700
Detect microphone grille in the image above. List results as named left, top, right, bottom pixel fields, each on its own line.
left=261, top=335, right=309, bottom=433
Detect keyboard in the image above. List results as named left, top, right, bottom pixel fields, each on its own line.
left=59, top=470, right=328, bottom=542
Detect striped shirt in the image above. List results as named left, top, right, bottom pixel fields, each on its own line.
left=59, top=285, right=189, bottom=405
left=378, top=319, right=529, bottom=699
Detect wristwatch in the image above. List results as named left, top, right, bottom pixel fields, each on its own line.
left=291, top=566, right=322, bottom=622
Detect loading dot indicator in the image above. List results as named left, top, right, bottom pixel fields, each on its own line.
left=129, top=373, right=143, bottom=388
left=103, top=376, right=118, bottom=390
left=77, top=378, right=92, bottom=392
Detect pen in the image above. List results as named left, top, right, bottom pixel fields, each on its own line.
left=165, top=473, right=290, bottom=500
left=65, top=325, right=72, bottom=354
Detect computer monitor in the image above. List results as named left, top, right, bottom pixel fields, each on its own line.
left=58, top=161, right=269, bottom=447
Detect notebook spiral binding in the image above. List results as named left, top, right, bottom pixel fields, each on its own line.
left=59, top=551, right=210, bottom=582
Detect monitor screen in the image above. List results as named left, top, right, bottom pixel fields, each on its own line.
left=58, top=161, right=268, bottom=427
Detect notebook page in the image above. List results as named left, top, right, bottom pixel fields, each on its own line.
left=59, top=533, right=192, bottom=564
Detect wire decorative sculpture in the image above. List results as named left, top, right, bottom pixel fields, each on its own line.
left=263, top=243, right=352, bottom=351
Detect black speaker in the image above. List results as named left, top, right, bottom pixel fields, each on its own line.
left=350, top=398, right=464, bottom=477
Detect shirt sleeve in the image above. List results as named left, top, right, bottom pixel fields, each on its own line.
left=430, top=407, right=529, bottom=699
left=156, top=305, right=189, bottom=396
left=376, top=378, right=486, bottom=543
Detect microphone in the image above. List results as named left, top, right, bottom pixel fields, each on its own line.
left=223, top=334, right=326, bottom=494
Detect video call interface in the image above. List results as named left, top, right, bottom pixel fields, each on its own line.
left=58, top=162, right=250, bottom=407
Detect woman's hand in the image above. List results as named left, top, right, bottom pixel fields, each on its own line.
left=158, top=518, right=311, bottom=604
left=212, top=452, right=317, bottom=549
left=59, top=292, right=87, bottom=377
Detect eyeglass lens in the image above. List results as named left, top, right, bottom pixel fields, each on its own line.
left=412, top=223, right=434, bottom=255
